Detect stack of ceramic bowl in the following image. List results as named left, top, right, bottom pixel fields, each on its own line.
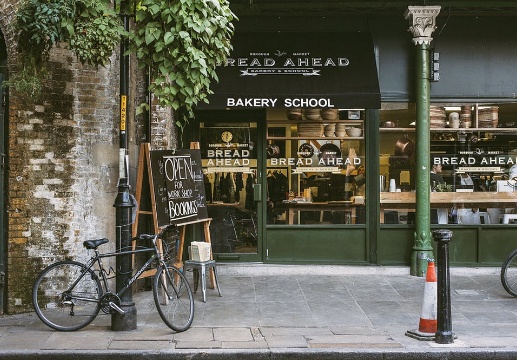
left=346, top=127, right=362, bottom=137
left=324, top=123, right=335, bottom=137
left=448, top=112, right=460, bottom=128
left=335, top=123, right=347, bottom=137
left=321, top=108, right=338, bottom=120
left=460, top=105, right=472, bottom=128
left=429, top=105, right=446, bottom=128
left=297, top=123, right=324, bottom=137
left=304, top=108, right=321, bottom=121
left=478, top=106, right=498, bottom=128
left=286, top=108, right=302, bottom=121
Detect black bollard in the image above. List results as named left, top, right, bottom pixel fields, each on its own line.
left=432, top=229, right=454, bottom=344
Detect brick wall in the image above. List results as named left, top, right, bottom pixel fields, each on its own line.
left=0, top=2, right=178, bottom=313
left=5, top=45, right=122, bottom=312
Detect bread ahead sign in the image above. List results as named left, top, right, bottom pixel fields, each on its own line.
left=229, top=51, right=350, bottom=77
left=202, top=32, right=380, bottom=109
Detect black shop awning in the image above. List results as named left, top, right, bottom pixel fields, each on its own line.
left=199, top=32, right=380, bottom=109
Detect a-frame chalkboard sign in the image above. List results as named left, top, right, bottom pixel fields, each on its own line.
left=132, top=143, right=215, bottom=288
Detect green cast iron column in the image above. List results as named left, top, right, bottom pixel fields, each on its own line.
left=405, top=6, right=441, bottom=276
left=410, top=43, right=434, bottom=276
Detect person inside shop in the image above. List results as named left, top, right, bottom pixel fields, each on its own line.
left=430, top=161, right=448, bottom=224
left=430, top=163, right=445, bottom=190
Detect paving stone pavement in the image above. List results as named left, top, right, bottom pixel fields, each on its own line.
left=1, top=264, right=517, bottom=359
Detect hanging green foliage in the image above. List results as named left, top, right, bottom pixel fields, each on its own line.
left=129, top=0, right=236, bottom=131
left=10, top=0, right=123, bottom=101
left=11, top=0, right=237, bottom=131
left=70, top=0, right=124, bottom=67
left=15, top=0, right=123, bottom=67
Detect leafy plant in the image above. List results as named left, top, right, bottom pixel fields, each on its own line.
left=11, top=0, right=123, bottom=100
left=2, top=57, right=49, bottom=102
left=12, top=0, right=236, bottom=132
left=129, top=0, right=237, bottom=131
left=15, top=0, right=76, bottom=64
left=70, top=0, right=124, bottom=67
left=435, top=183, right=453, bottom=192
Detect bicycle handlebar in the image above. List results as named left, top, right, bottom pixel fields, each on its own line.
left=134, top=224, right=177, bottom=242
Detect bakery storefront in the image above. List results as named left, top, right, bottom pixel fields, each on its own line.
left=192, top=16, right=517, bottom=266
left=194, top=31, right=380, bottom=264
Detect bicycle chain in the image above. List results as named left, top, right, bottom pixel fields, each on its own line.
left=100, top=293, right=121, bottom=314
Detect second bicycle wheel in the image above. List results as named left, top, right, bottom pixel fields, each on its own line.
left=501, top=249, right=517, bottom=297
left=153, top=265, right=194, bottom=332
left=33, top=260, right=102, bottom=331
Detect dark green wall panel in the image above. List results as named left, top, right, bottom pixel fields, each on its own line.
left=266, top=227, right=367, bottom=263
left=479, top=228, right=517, bottom=264
left=377, top=228, right=414, bottom=265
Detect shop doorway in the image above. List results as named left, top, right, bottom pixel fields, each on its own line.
left=196, top=110, right=265, bottom=262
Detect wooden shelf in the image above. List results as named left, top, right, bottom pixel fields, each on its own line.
left=266, top=136, right=364, bottom=140
left=380, top=127, right=517, bottom=133
left=268, top=119, right=363, bottom=124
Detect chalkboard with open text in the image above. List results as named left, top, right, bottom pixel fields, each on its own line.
left=150, top=149, right=208, bottom=227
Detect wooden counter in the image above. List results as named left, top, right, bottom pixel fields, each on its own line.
left=278, top=201, right=361, bottom=225
left=380, top=192, right=517, bottom=223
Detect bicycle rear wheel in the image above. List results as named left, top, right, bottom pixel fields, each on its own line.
left=501, top=249, right=517, bottom=297
left=33, top=260, right=102, bottom=331
left=153, top=265, right=194, bottom=332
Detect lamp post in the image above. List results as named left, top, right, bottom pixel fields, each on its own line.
left=112, top=0, right=137, bottom=331
left=405, top=6, right=441, bottom=276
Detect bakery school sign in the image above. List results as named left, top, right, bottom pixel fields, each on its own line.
left=202, top=32, right=381, bottom=109
left=150, top=149, right=208, bottom=227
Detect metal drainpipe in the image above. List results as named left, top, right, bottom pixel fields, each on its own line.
left=112, top=0, right=137, bottom=330
left=405, top=6, right=441, bottom=276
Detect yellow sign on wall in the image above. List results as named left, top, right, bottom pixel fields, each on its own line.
left=120, top=95, right=127, bottom=131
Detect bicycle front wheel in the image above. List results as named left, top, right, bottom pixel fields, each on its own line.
left=33, top=260, right=102, bottom=331
left=153, top=265, right=194, bottom=332
left=501, top=249, right=517, bottom=297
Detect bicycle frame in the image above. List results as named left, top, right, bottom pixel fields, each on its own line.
left=73, top=236, right=166, bottom=303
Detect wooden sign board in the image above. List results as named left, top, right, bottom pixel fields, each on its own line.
left=150, top=149, right=208, bottom=228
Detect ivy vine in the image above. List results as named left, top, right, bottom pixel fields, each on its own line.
left=7, top=0, right=123, bottom=100
left=129, top=0, right=236, bottom=130
left=10, top=0, right=236, bottom=131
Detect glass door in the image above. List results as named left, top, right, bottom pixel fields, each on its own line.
left=199, top=120, right=262, bottom=262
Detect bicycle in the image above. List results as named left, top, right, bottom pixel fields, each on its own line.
left=501, top=248, right=517, bottom=296
left=32, top=225, right=194, bottom=332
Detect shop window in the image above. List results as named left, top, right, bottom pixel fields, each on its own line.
left=379, top=102, right=517, bottom=225
left=266, top=108, right=366, bottom=225
left=200, top=122, right=258, bottom=253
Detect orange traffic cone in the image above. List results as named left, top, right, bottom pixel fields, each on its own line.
left=405, top=260, right=437, bottom=340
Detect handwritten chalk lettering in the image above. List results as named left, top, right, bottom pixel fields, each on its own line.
left=164, top=155, right=195, bottom=181
left=168, top=200, right=198, bottom=220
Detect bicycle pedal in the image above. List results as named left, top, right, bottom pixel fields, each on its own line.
left=109, top=302, right=125, bottom=315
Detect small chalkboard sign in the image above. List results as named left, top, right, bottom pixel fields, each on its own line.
left=150, top=149, right=208, bottom=227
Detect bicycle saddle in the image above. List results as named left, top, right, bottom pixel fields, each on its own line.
left=83, top=238, right=109, bottom=250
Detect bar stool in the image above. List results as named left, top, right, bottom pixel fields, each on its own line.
left=183, top=260, right=222, bottom=302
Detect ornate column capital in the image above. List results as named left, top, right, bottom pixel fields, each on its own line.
left=404, top=6, right=441, bottom=45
